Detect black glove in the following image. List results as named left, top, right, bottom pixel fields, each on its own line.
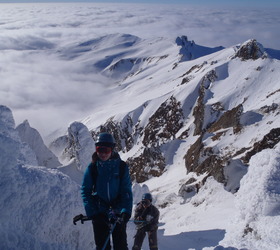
left=73, top=214, right=91, bottom=225
left=73, top=214, right=96, bottom=225
left=73, top=214, right=83, bottom=225
left=121, top=213, right=131, bottom=223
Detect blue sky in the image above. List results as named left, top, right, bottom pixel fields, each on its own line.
left=0, top=0, right=279, bottom=8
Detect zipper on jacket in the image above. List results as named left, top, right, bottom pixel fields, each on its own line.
left=107, top=181, right=110, bottom=202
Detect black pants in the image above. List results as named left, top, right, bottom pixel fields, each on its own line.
left=132, top=227, right=158, bottom=250
left=92, top=216, right=128, bottom=250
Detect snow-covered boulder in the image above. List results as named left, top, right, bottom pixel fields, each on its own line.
left=16, top=120, right=61, bottom=168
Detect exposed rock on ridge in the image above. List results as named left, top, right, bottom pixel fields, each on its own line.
left=233, top=39, right=268, bottom=60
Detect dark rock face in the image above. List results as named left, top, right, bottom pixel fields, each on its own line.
left=208, top=104, right=243, bottom=134
left=143, top=96, right=184, bottom=147
left=176, top=35, right=194, bottom=61
left=184, top=91, right=279, bottom=192
left=126, top=147, right=166, bottom=183
left=193, top=70, right=218, bottom=136
left=233, top=39, right=267, bottom=61
left=184, top=135, right=225, bottom=184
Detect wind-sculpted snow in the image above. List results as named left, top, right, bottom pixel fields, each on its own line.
left=0, top=106, right=93, bottom=250
left=66, top=122, right=95, bottom=172
left=50, top=121, right=95, bottom=173
left=220, top=145, right=280, bottom=250
left=16, top=120, right=61, bottom=168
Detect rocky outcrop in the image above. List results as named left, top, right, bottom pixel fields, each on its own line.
left=127, top=147, right=165, bottom=183
left=176, top=36, right=195, bottom=61
left=184, top=136, right=225, bottom=184
left=242, top=128, right=280, bottom=164
left=91, top=115, right=135, bottom=153
left=233, top=39, right=267, bottom=61
left=176, top=36, right=223, bottom=62
left=193, top=70, right=218, bottom=135
left=143, top=96, right=184, bottom=147
left=208, top=104, right=243, bottom=134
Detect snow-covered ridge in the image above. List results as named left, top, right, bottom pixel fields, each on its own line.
left=68, top=36, right=280, bottom=193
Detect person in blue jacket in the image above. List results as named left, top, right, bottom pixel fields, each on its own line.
left=81, top=132, right=133, bottom=250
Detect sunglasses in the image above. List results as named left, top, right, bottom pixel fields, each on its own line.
left=96, top=146, right=112, bottom=154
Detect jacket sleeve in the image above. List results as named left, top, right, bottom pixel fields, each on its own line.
left=119, top=162, right=133, bottom=216
left=81, top=163, right=98, bottom=217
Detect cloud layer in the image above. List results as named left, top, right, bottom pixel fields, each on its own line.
left=0, top=3, right=279, bottom=140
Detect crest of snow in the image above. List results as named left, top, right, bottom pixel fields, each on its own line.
left=0, top=105, right=37, bottom=166
left=16, top=120, right=61, bottom=168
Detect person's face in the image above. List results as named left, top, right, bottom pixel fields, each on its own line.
left=142, top=199, right=151, bottom=208
left=96, top=146, right=112, bottom=161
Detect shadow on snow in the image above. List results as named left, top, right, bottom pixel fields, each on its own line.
left=127, top=221, right=225, bottom=250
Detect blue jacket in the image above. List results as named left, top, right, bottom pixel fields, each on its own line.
left=81, top=152, right=133, bottom=217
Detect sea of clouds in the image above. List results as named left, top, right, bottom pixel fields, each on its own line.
left=0, top=2, right=279, bottom=139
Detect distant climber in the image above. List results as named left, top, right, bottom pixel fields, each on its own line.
left=132, top=193, right=160, bottom=250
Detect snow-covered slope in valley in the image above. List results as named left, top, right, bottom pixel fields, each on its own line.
left=0, top=105, right=93, bottom=250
